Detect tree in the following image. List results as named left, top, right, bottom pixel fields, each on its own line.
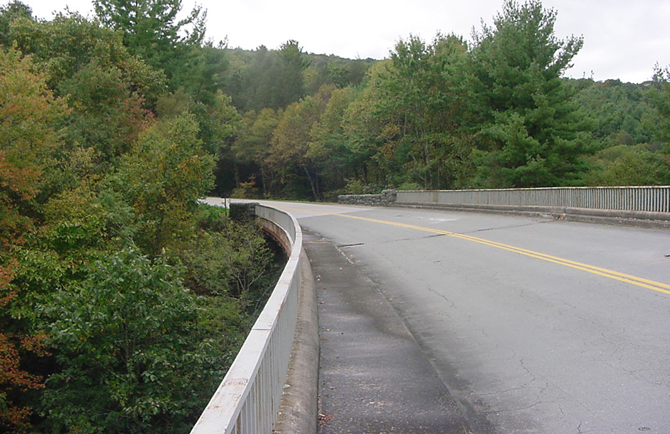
left=58, top=60, right=154, bottom=166
left=342, top=62, right=393, bottom=187
left=646, top=66, right=670, bottom=152
left=0, top=48, right=65, bottom=432
left=275, top=40, right=309, bottom=108
left=585, top=144, right=670, bottom=186
left=7, top=12, right=164, bottom=97
left=0, top=0, right=32, bottom=45
left=232, top=108, right=280, bottom=196
left=373, top=33, right=473, bottom=189
left=172, top=41, right=230, bottom=106
left=0, top=263, right=48, bottom=433
left=235, top=41, right=309, bottom=111
left=268, top=90, right=328, bottom=199
left=115, top=114, right=216, bottom=256
left=468, top=0, right=592, bottom=187
left=573, top=79, right=653, bottom=148
left=93, top=0, right=206, bottom=74
left=6, top=12, right=163, bottom=170
left=42, top=247, right=224, bottom=433
left=309, top=87, right=357, bottom=194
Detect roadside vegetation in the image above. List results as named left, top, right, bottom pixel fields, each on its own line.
left=1, top=0, right=669, bottom=431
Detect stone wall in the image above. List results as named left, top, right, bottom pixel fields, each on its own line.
left=338, top=190, right=398, bottom=206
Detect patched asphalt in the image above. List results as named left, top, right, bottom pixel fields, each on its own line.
left=304, top=229, right=472, bottom=434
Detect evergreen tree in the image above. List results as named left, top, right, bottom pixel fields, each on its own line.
left=93, top=0, right=207, bottom=92
left=275, top=40, right=309, bottom=107
left=468, top=0, right=592, bottom=187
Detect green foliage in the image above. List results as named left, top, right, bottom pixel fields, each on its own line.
left=0, top=4, right=282, bottom=433
left=275, top=40, right=310, bottom=107
left=646, top=66, right=670, bottom=151
left=585, top=145, right=670, bottom=186
left=310, top=87, right=355, bottom=194
left=343, top=179, right=383, bottom=195
left=184, top=206, right=278, bottom=312
left=3, top=0, right=670, bottom=430
left=6, top=12, right=163, bottom=172
left=374, top=34, right=473, bottom=189
left=7, top=12, right=164, bottom=98
left=224, top=41, right=311, bottom=111
left=42, top=247, right=224, bottom=434
left=267, top=89, right=329, bottom=199
left=232, top=108, right=281, bottom=196
left=114, top=114, right=216, bottom=256
left=573, top=79, right=653, bottom=147
left=340, top=63, right=390, bottom=185
left=0, top=0, right=31, bottom=45
left=0, top=47, right=65, bottom=246
left=173, top=42, right=229, bottom=106
left=93, top=0, right=206, bottom=73
left=59, top=60, right=153, bottom=166
left=468, top=0, right=591, bottom=187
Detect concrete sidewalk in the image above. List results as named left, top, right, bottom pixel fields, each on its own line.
left=304, top=230, right=472, bottom=434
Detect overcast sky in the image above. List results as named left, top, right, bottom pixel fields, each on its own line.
left=17, top=0, right=670, bottom=83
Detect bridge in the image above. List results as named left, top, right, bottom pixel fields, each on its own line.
left=193, top=187, right=670, bottom=433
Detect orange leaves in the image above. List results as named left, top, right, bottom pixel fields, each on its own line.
left=0, top=331, right=47, bottom=432
left=0, top=48, right=66, bottom=249
left=0, top=153, right=40, bottom=200
left=0, top=263, right=47, bottom=433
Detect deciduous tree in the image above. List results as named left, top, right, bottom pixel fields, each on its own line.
left=43, top=247, right=223, bottom=434
left=115, top=114, right=216, bottom=256
left=0, top=48, right=65, bottom=432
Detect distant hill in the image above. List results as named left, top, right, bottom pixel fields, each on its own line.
left=221, top=46, right=377, bottom=111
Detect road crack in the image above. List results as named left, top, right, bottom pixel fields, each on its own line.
left=459, top=219, right=554, bottom=235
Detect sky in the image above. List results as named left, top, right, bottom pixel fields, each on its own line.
left=16, top=0, right=670, bottom=83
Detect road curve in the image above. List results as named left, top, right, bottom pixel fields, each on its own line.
left=220, top=199, right=670, bottom=433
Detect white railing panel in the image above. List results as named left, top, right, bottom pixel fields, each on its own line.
left=396, top=187, right=670, bottom=213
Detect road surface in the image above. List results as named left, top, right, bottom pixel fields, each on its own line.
left=213, top=199, right=670, bottom=433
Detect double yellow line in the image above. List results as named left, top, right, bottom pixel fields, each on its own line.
left=288, top=207, right=670, bottom=296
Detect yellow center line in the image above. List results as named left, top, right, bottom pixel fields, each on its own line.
left=337, top=213, right=670, bottom=296
left=279, top=205, right=670, bottom=296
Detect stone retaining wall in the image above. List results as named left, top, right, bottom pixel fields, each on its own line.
left=337, top=190, right=397, bottom=206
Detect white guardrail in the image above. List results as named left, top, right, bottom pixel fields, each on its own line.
left=396, top=186, right=670, bottom=213
left=190, top=204, right=302, bottom=434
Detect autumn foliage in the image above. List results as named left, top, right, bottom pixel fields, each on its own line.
left=0, top=47, right=64, bottom=431
left=0, top=1, right=279, bottom=431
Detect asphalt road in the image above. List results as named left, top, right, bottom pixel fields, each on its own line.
left=222, top=199, right=670, bottom=433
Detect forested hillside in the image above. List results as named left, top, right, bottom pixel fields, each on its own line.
left=1, top=0, right=670, bottom=432
left=208, top=2, right=670, bottom=200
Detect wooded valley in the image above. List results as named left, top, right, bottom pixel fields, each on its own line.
left=1, top=0, right=670, bottom=432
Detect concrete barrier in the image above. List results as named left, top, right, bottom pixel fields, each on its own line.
left=191, top=202, right=318, bottom=434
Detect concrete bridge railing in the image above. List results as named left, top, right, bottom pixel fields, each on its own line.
left=191, top=202, right=317, bottom=434
left=339, top=186, right=670, bottom=228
